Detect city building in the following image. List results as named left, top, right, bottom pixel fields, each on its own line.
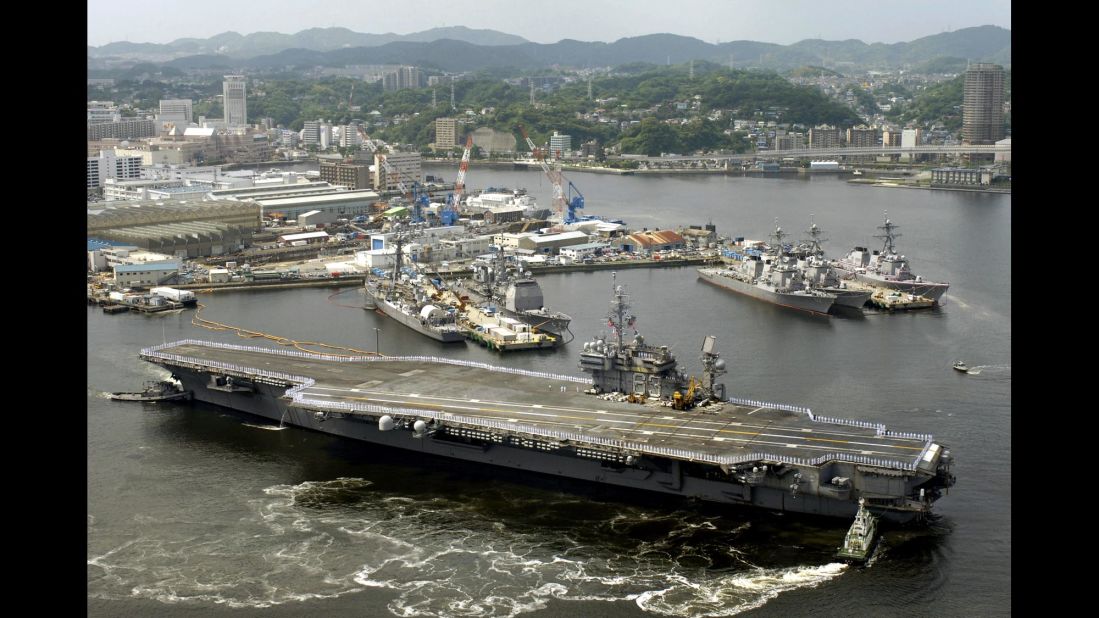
left=319, top=159, right=372, bottom=190
left=931, top=167, right=993, bottom=188
left=301, top=120, right=321, bottom=147
left=846, top=125, right=879, bottom=148
left=87, top=150, right=144, bottom=189
left=775, top=133, right=805, bottom=150
left=434, top=117, right=457, bottom=150
left=882, top=129, right=903, bottom=147
left=339, top=122, right=363, bottom=148
left=158, top=99, right=193, bottom=128
left=87, top=101, right=120, bottom=123
left=383, top=66, right=423, bottom=92
left=962, top=63, right=1005, bottom=145
left=213, top=132, right=271, bottom=164
left=549, top=131, right=572, bottom=158
left=87, top=118, right=157, bottom=141
left=373, top=152, right=422, bottom=191
left=808, top=125, right=841, bottom=149
left=223, top=75, right=248, bottom=128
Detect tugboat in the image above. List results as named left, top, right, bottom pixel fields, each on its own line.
left=953, top=360, right=969, bottom=373
left=110, top=380, right=192, bottom=402
left=835, top=498, right=879, bottom=563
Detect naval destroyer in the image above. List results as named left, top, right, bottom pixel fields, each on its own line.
left=139, top=275, right=955, bottom=523
left=698, top=224, right=837, bottom=315
left=834, top=214, right=950, bottom=302
left=365, top=233, right=465, bottom=343
left=796, top=221, right=873, bottom=309
left=461, top=251, right=573, bottom=341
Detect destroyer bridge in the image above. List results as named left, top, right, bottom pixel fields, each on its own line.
left=141, top=338, right=955, bottom=521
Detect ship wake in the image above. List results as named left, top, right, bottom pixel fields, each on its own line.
left=88, top=478, right=848, bottom=616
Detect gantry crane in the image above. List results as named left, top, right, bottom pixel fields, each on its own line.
left=516, top=124, right=584, bottom=224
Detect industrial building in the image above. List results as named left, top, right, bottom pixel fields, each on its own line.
left=255, top=189, right=380, bottom=220
left=493, top=231, right=591, bottom=255
left=87, top=199, right=262, bottom=257
left=615, top=230, right=686, bottom=253
left=113, top=261, right=182, bottom=288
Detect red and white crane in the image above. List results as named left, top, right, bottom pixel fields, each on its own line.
left=516, top=124, right=584, bottom=224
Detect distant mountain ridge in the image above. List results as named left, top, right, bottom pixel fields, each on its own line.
left=88, top=26, right=1010, bottom=73
left=88, top=26, right=531, bottom=60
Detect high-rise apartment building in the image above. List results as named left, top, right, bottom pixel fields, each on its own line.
left=808, top=125, right=841, bottom=149
left=382, top=67, right=424, bottom=92
left=962, top=63, right=1005, bottom=145
left=434, top=117, right=456, bottom=149
left=223, top=75, right=248, bottom=128
left=846, top=125, right=879, bottom=148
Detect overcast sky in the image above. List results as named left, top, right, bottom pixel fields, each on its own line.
left=87, top=0, right=1010, bottom=48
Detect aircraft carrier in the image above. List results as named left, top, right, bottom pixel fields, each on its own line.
left=138, top=280, right=955, bottom=523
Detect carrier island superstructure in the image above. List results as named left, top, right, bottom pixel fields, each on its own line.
left=138, top=279, right=955, bottom=523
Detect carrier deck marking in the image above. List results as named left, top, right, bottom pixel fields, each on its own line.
left=160, top=342, right=927, bottom=462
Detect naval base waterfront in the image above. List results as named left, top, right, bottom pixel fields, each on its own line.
left=89, top=170, right=1009, bottom=617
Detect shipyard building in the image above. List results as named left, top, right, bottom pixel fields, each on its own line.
left=87, top=199, right=261, bottom=257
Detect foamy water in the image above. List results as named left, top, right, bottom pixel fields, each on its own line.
left=88, top=478, right=847, bottom=616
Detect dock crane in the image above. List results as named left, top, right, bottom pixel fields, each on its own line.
left=516, top=124, right=584, bottom=225
left=440, top=134, right=474, bottom=226
left=350, top=125, right=426, bottom=223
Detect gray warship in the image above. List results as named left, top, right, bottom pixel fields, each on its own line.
left=796, top=221, right=873, bottom=309
left=462, top=251, right=573, bottom=341
left=834, top=214, right=950, bottom=303
left=138, top=275, right=955, bottom=523
left=366, top=233, right=465, bottom=343
left=698, top=224, right=837, bottom=315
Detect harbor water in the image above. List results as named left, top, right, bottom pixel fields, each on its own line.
left=88, top=168, right=1010, bottom=616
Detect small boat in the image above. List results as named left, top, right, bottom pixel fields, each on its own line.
left=952, top=361, right=969, bottom=373
left=110, top=380, right=192, bottom=402
left=836, top=498, right=879, bottom=563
